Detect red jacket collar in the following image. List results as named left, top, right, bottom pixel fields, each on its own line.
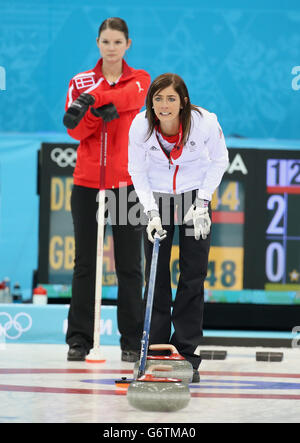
left=93, top=58, right=133, bottom=82
left=155, top=122, right=184, bottom=162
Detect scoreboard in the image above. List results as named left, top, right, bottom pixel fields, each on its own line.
left=171, top=179, right=245, bottom=292
left=265, top=158, right=300, bottom=290
left=37, top=142, right=300, bottom=328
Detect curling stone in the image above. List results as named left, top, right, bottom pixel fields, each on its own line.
left=127, top=365, right=190, bottom=412
left=133, top=344, right=193, bottom=383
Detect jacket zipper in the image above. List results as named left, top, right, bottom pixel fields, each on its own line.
left=173, top=165, right=179, bottom=194
left=155, top=134, right=180, bottom=192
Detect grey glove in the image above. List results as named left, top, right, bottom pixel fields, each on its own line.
left=146, top=210, right=167, bottom=243
left=183, top=198, right=211, bottom=240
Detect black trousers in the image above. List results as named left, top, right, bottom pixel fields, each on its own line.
left=144, top=191, right=211, bottom=369
left=66, top=185, right=144, bottom=352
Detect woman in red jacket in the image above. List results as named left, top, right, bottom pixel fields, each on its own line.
left=64, top=17, right=151, bottom=362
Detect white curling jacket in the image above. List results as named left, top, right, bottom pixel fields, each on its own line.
left=128, top=107, right=229, bottom=214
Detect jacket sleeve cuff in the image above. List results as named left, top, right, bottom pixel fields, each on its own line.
left=197, top=189, right=212, bottom=201
left=87, top=107, right=102, bottom=121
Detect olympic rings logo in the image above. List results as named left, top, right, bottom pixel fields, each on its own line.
left=0, top=312, right=32, bottom=340
left=50, top=147, right=77, bottom=168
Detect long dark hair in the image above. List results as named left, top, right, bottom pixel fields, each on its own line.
left=98, top=17, right=129, bottom=41
left=146, top=73, right=201, bottom=145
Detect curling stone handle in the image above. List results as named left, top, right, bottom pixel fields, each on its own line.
left=149, top=344, right=178, bottom=354
left=147, top=364, right=172, bottom=374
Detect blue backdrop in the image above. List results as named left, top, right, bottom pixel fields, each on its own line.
left=0, top=0, right=300, bottom=137
left=0, top=0, right=300, bottom=297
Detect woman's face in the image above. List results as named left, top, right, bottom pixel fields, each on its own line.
left=97, top=28, right=131, bottom=63
left=152, top=85, right=182, bottom=123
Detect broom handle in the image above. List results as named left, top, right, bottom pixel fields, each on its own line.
left=137, top=236, right=160, bottom=378
left=92, top=122, right=107, bottom=349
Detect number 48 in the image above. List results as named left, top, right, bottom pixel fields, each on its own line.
left=206, top=260, right=236, bottom=288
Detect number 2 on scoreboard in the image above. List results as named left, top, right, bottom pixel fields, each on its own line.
left=266, top=195, right=286, bottom=235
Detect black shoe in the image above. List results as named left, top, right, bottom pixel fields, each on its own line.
left=67, top=344, right=87, bottom=361
left=192, top=368, right=200, bottom=383
left=121, top=350, right=140, bottom=362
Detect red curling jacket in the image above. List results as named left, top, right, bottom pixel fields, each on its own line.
left=65, top=59, right=151, bottom=189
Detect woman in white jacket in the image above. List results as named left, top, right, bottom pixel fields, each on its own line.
left=128, top=73, right=229, bottom=382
